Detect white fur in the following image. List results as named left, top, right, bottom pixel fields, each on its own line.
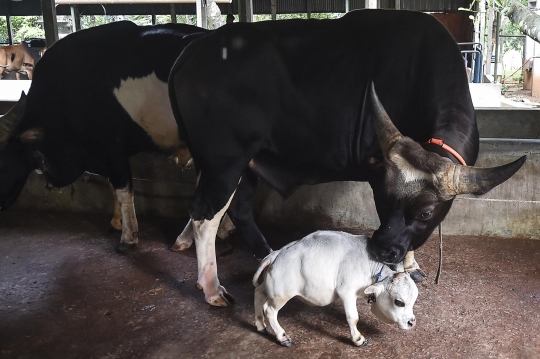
left=253, top=231, right=418, bottom=347
left=391, top=152, right=431, bottom=183
left=113, top=72, right=181, bottom=151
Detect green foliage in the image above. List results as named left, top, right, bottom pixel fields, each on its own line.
left=255, top=13, right=342, bottom=21
left=0, top=16, right=44, bottom=44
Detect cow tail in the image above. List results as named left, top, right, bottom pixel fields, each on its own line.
left=252, top=250, right=279, bottom=287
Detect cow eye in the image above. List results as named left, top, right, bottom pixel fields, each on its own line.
left=395, top=299, right=405, bottom=307
left=420, top=210, right=432, bottom=219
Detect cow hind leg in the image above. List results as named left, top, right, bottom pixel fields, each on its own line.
left=115, top=186, right=139, bottom=253
left=109, top=181, right=122, bottom=231
left=192, top=189, right=236, bottom=307
left=254, top=285, right=269, bottom=334
left=227, top=169, right=272, bottom=260
left=403, top=251, right=426, bottom=282
left=170, top=215, right=235, bottom=255
left=266, top=297, right=293, bottom=347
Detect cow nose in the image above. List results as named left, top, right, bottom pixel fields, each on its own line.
left=407, top=317, right=416, bottom=328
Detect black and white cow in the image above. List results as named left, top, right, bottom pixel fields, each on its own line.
left=169, top=10, right=525, bottom=306
left=0, top=21, right=243, bottom=253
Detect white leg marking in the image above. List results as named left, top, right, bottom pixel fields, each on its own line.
left=109, top=182, right=122, bottom=230
left=193, top=191, right=236, bottom=307
left=171, top=219, right=194, bottom=251
left=217, top=213, right=236, bottom=240
left=403, top=251, right=420, bottom=272
left=116, top=186, right=139, bottom=246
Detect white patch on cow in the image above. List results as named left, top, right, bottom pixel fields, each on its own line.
left=390, top=153, right=430, bottom=183
left=113, top=72, right=181, bottom=151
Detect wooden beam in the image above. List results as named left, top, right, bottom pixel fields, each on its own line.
left=271, top=0, right=276, bottom=20
left=41, top=0, right=59, bottom=47
left=56, top=0, right=232, bottom=4
left=306, top=0, right=311, bottom=19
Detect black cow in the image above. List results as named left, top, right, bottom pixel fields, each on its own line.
left=0, top=21, right=230, bottom=252
left=169, top=9, right=525, bottom=306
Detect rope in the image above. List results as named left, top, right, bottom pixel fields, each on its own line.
left=434, top=223, right=443, bottom=285
left=501, top=58, right=531, bottom=84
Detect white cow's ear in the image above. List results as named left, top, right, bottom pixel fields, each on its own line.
left=364, top=282, right=384, bottom=297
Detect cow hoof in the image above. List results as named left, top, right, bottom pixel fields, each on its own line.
left=409, top=269, right=427, bottom=282
left=279, top=335, right=294, bottom=348
left=170, top=242, right=191, bottom=252
left=353, top=336, right=370, bottom=347
left=206, top=286, right=234, bottom=307
left=215, top=239, right=233, bottom=258
left=116, top=242, right=136, bottom=254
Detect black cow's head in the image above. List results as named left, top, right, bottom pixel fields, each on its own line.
left=0, top=92, right=38, bottom=211
left=366, top=84, right=526, bottom=264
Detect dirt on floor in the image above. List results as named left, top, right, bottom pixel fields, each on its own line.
left=1, top=210, right=539, bottom=359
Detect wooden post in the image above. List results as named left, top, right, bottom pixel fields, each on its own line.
left=485, top=6, right=494, bottom=76
left=170, top=4, right=177, bottom=23
left=41, top=0, right=59, bottom=47
left=70, top=5, right=81, bottom=32
left=306, top=0, right=311, bottom=19
left=6, top=15, right=13, bottom=45
left=271, top=0, right=276, bottom=20
left=365, top=0, right=377, bottom=9
left=196, top=0, right=207, bottom=28
left=494, top=11, right=501, bottom=82
left=394, top=0, right=400, bottom=10
left=151, top=5, right=157, bottom=25
left=238, top=0, right=253, bottom=22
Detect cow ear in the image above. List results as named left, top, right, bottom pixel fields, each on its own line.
left=364, top=282, right=385, bottom=297
left=20, top=127, right=43, bottom=144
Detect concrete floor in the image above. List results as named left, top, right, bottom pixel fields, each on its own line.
left=1, top=210, right=540, bottom=359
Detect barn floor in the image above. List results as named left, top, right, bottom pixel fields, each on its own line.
left=1, top=210, right=540, bottom=359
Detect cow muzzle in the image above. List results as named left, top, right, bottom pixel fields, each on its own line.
left=367, top=239, right=406, bottom=265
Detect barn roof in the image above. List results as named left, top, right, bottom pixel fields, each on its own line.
left=0, top=0, right=474, bottom=16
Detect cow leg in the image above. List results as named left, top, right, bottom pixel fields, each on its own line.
left=109, top=181, right=122, bottom=231
left=266, top=298, right=293, bottom=347
left=254, top=285, right=269, bottom=333
left=192, top=190, right=236, bottom=307
left=217, top=213, right=236, bottom=240
left=403, top=251, right=426, bottom=282
left=171, top=214, right=235, bottom=252
left=115, top=185, right=139, bottom=253
left=341, top=294, right=368, bottom=347
left=227, top=169, right=272, bottom=260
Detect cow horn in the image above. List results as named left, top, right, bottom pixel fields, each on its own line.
left=443, top=155, right=526, bottom=196
left=0, top=91, right=27, bottom=144
left=370, top=83, right=403, bottom=157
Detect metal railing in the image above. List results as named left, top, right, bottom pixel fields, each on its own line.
left=458, top=42, right=483, bottom=83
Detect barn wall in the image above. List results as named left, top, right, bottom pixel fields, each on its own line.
left=10, top=108, right=540, bottom=239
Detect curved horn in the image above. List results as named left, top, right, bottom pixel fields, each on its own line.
left=0, top=91, right=27, bottom=144
left=443, top=155, right=526, bottom=196
left=370, top=82, right=403, bottom=157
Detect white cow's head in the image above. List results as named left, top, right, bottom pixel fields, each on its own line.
left=364, top=272, right=418, bottom=330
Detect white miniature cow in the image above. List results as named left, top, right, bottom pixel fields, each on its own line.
left=253, top=231, right=418, bottom=347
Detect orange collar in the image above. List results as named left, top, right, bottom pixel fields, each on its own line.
left=422, top=138, right=467, bottom=166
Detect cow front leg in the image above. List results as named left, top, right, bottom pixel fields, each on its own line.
left=342, top=295, right=368, bottom=347
left=115, top=186, right=139, bottom=253
left=192, top=191, right=235, bottom=307
left=403, top=251, right=426, bottom=282
left=217, top=213, right=236, bottom=240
